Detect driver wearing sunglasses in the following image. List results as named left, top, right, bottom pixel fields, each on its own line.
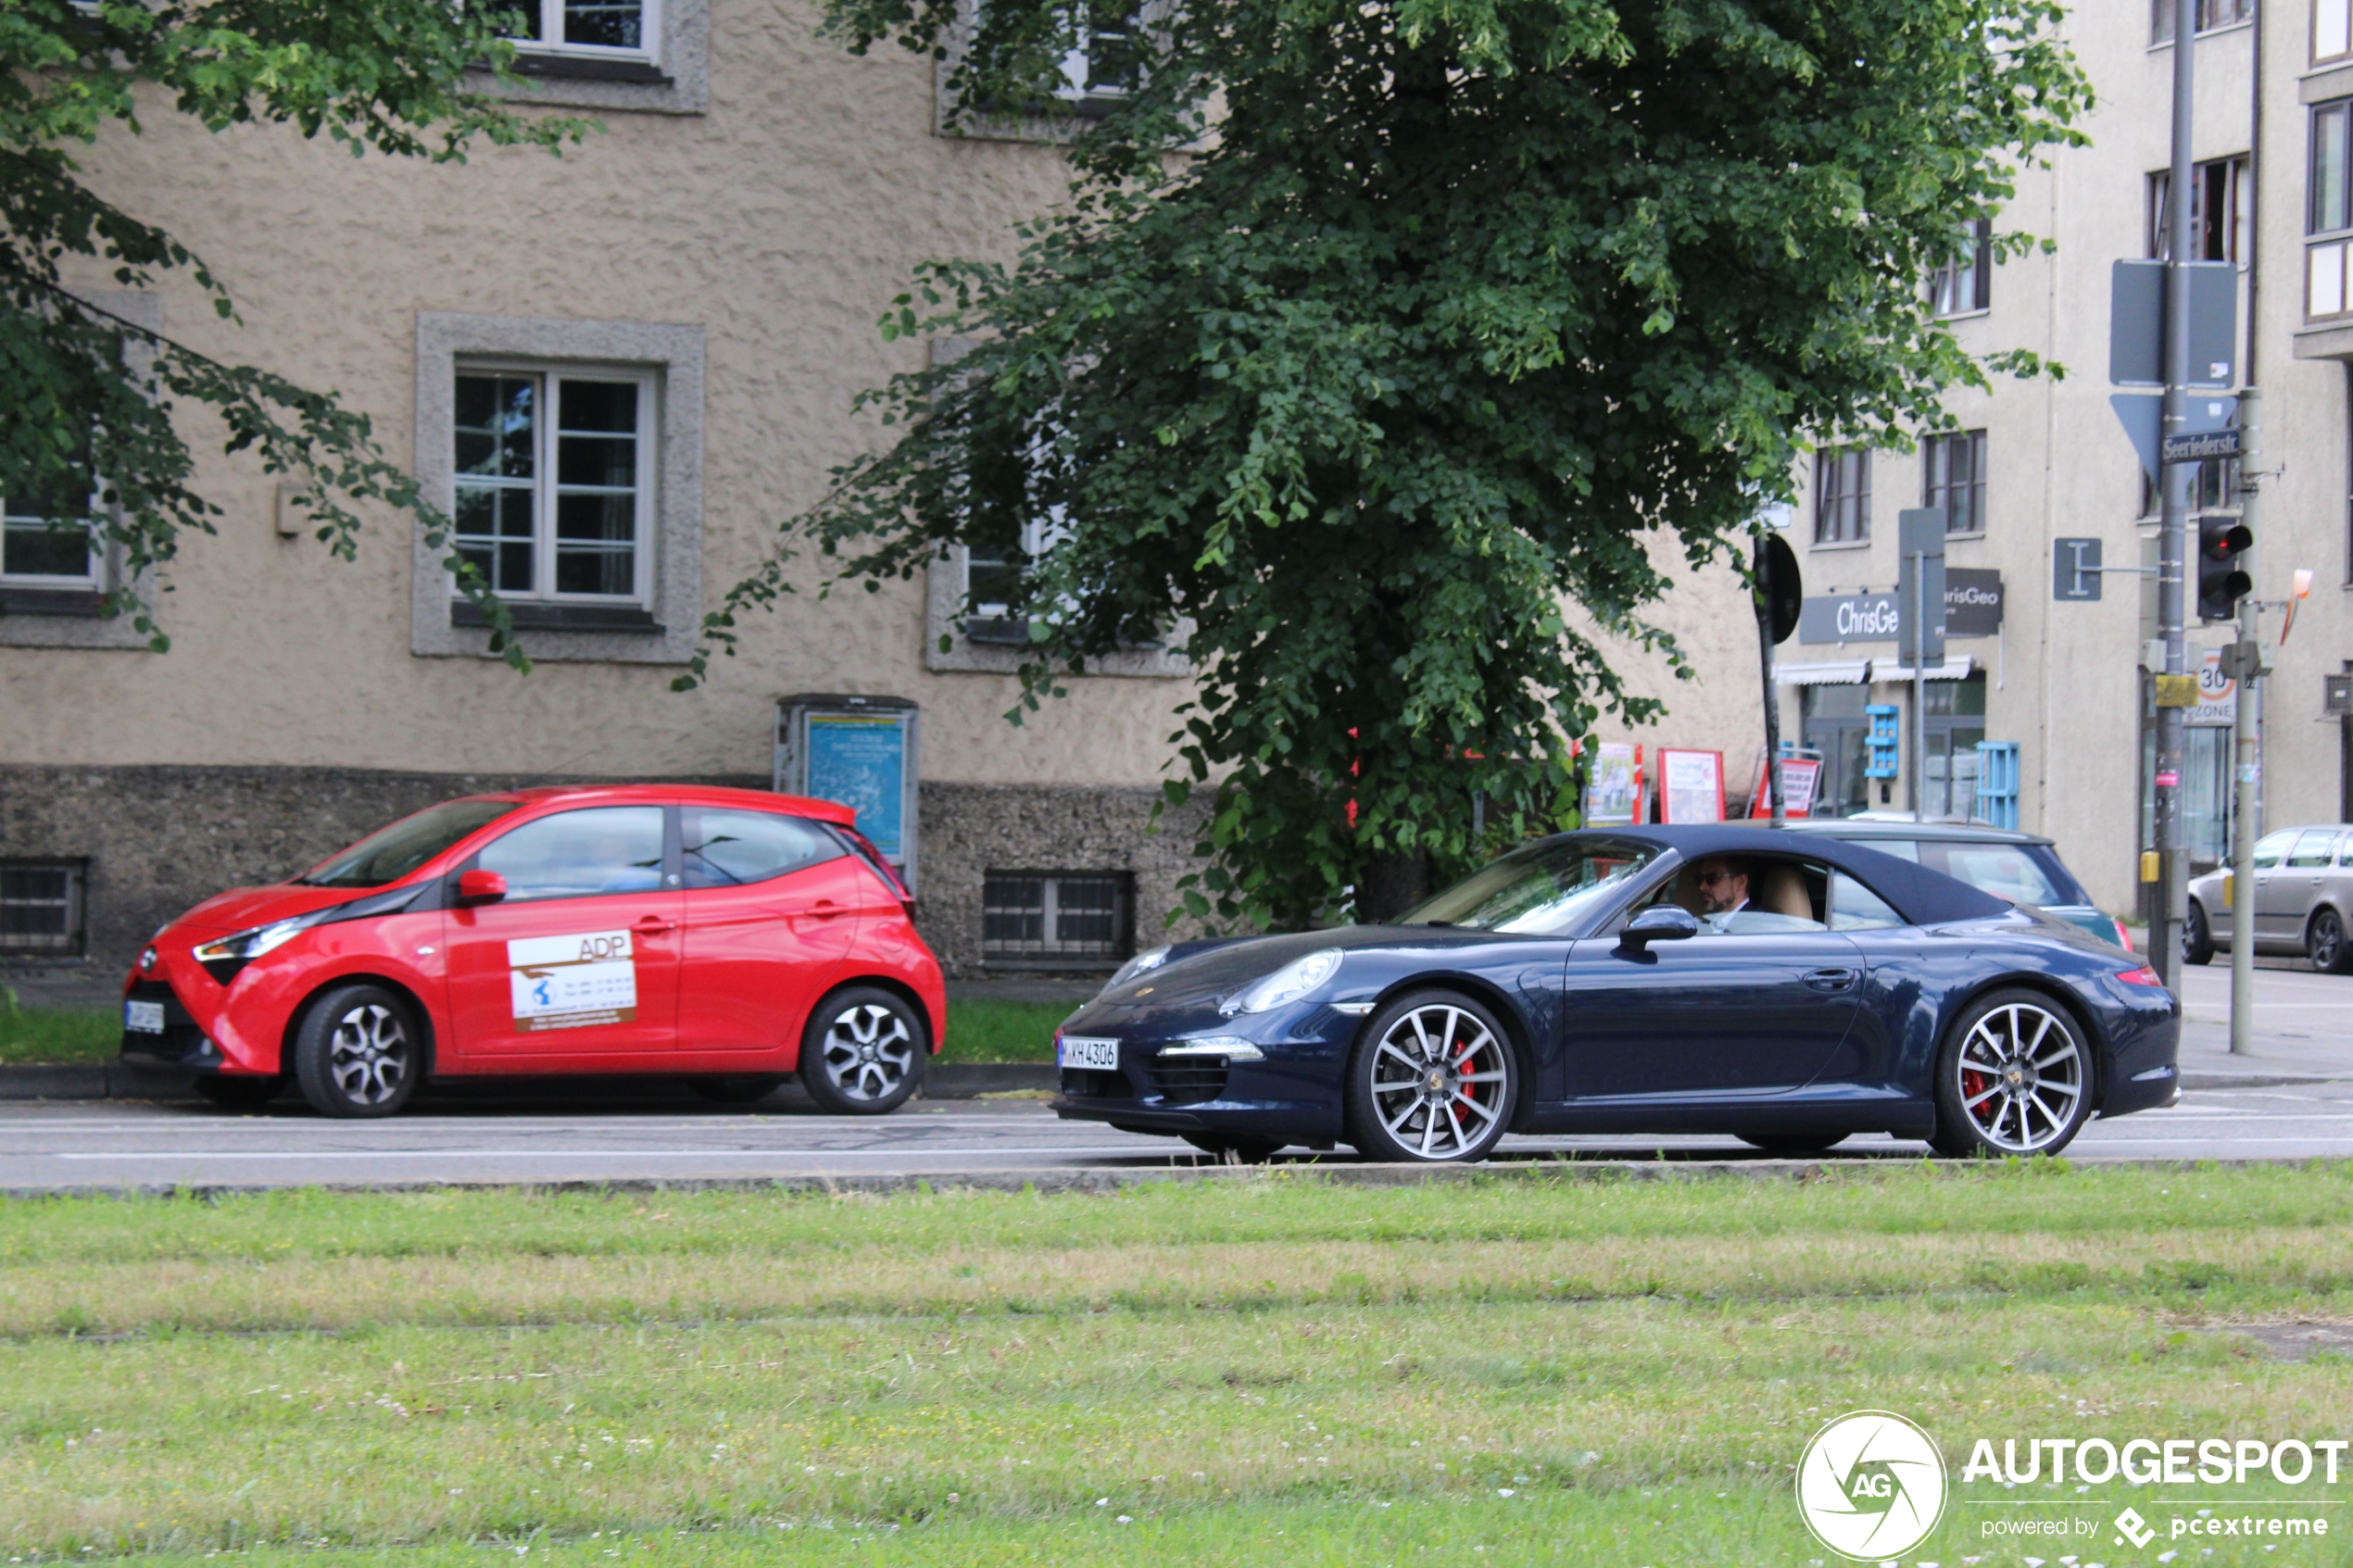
left=1691, top=856, right=1750, bottom=932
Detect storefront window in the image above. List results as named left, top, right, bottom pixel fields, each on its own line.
left=1802, top=684, right=1873, bottom=818
left=1921, top=674, right=1987, bottom=820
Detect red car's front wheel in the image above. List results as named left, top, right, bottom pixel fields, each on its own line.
left=292, top=983, right=422, bottom=1119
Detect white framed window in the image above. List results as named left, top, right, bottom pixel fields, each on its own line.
left=1056, top=2, right=1142, bottom=115
left=452, top=366, right=657, bottom=609
left=491, top=0, right=660, bottom=59
left=963, top=513, right=1072, bottom=643
left=1, top=483, right=97, bottom=588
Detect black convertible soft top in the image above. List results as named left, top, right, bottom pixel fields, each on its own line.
left=1564, top=824, right=2015, bottom=927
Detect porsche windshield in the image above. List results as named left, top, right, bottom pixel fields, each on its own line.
left=1401, top=838, right=1661, bottom=935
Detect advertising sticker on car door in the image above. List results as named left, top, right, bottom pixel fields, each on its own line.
left=509, top=930, right=637, bottom=1031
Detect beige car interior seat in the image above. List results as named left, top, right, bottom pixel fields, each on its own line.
left=1748, top=860, right=1815, bottom=920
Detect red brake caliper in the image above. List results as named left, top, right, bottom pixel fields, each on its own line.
left=1962, top=1065, right=1991, bottom=1126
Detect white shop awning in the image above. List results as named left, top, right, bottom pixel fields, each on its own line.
left=1869, top=655, right=1977, bottom=683
left=1774, top=659, right=1872, bottom=686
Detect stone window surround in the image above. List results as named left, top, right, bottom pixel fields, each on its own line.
left=0, top=289, right=160, bottom=652
left=466, top=0, right=709, bottom=116
left=921, top=336, right=1187, bottom=678
left=925, top=546, right=1189, bottom=676
left=412, top=312, right=706, bottom=666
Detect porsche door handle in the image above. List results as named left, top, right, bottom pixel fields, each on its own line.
left=1803, top=967, right=1860, bottom=993
left=632, top=916, right=677, bottom=935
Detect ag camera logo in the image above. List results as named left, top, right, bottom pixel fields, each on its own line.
left=1796, top=1410, right=1948, bottom=1561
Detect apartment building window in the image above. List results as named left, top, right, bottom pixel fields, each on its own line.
left=983, top=872, right=1132, bottom=963
left=2153, top=0, right=2253, bottom=42
left=964, top=514, right=1071, bottom=644
left=1, top=483, right=96, bottom=588
left=1921, top=431, right=1987, bottom=535
left=491, top=0, right=658, bottom=58
left=1814, top=448, right=1870, bottom=545
left=453, top=368, right=656, bottom=610
left=2140, top=449, right=2238, bottom=518
left=2320, top=0, right=2352, bottom=62
left=1058, top=0, right=1143, bottom=114
left=0, top=861, right=85, bottom=957
left=2311, top=102, right=2353, bottom=320
left=2149, top=156, right=2249, bottom=262
left=1928, top=220, right=1992, bottom=317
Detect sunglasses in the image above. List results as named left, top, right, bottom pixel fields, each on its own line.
left=1695, top=870, right=1740, bottom=886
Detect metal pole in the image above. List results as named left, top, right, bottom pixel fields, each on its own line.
left=1912, top=553, right=1930, bottom=820
left=1755, top=535, right=1787, bottom=828
left=2153, top=0, right=2196, bottom=988
left=2229, top=388, right=2261, bottom=1053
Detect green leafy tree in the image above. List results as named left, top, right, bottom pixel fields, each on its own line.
left=687, top=0, right=2088, bottom=926
left=0, top=0, right=589, bottom=660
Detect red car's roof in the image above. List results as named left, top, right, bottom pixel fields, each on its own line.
left=459, top=784, right=857, bottom=825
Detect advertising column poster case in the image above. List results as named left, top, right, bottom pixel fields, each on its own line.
left=1657, top=748, right=1727, bottom=824
left=774, top=694, right=921, bottom=892
left=1587, top=742, right=1643, bottom=825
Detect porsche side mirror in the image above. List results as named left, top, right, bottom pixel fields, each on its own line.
left=1618, top=905, right=1700, bottom=949
left=456, top=869, right=509, bottom=906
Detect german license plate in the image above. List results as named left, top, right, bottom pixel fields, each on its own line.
left=123, top=1000, right=165, bottom=1034
left=1059, top=1035, right=1119, bottom=1072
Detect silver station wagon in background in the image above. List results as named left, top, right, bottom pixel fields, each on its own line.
left=1783, top=817, right=2133, bottom=952
left=2186, top=824, right=2353, bottom=972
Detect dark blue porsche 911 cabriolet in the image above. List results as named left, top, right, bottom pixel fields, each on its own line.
left=1051, top=826, right=2180, bottom=1163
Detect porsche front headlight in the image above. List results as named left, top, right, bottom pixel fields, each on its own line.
left=1224, top=948, right=1342, bottom=1015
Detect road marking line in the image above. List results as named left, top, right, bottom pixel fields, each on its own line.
left=50, top=1146, right=1166, bottom=1160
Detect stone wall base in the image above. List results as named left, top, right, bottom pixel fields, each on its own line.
left=0, top=765, right=1210, bottom=981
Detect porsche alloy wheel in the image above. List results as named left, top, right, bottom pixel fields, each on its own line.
left=292, top=984, right=421, bottom=1119
left=1931, top=990, right=2090, bottom=1158
left=799, top=986, right=926, bottom=1115
left=1346, top=992, right=1517, bottom=1163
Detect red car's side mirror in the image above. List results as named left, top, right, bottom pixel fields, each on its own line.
left=456, top=869, right=509, bottom=906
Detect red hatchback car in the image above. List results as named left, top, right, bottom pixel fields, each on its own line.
left=120, top=785, right=946, bottom=1118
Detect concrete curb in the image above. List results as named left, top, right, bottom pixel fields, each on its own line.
left=0, top=1061, right=1058, bottom=1102
left=3, top=1154, right=2344, bottom=1203
left=2177, top=1072, right=2342, bottom=1089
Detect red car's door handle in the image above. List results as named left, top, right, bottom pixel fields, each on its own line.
left=632, top=916, right=676, bottom=935
left=810, top=899, right=843, bottom=921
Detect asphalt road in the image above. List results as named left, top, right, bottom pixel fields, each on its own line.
left=6, top=960, right=2348, bottom=1192
left=6, top=1078, right=2353, bottom=1192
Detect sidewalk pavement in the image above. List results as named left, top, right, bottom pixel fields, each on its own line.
left=2173, top=960, right=2353, bottom=1085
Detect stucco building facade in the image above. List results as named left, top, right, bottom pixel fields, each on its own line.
left=1773, top=0, right=2353, bottom=919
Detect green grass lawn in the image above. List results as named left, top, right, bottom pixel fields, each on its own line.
left=0, top=997, right=1072, bottom=1067
left=4, top=1164, right=2351, bottom=1564
left=0, top=999, right=118, bottom=1066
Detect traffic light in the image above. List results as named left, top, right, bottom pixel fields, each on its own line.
left=2196, top=514, right=2253, bottom=622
